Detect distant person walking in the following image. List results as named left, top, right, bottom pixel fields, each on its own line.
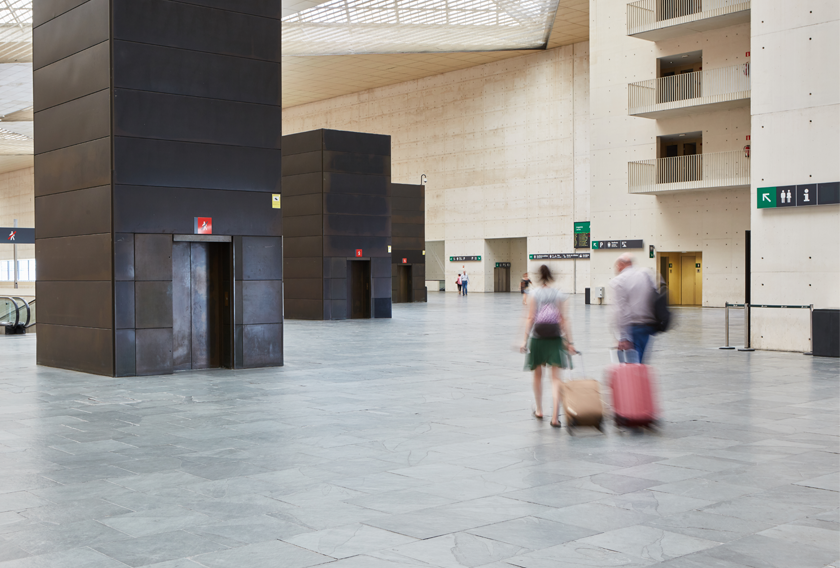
left=520, top=272, right=531, bottom=305
left=611, top=253, right=657, bottom=362
left=522, top=265, right=575, bottom=427
left=461, top=270, right=469, bottom=295
left=456, top=273, right=462, bottom=294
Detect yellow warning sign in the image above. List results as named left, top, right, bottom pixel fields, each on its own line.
left=272, top=194, right=281, bottom=209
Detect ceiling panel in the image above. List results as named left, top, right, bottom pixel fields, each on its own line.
left=282, top=0, right=587, bottom=108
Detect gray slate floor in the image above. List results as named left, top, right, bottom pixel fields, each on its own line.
left=0, top=292, right=837, bottom=567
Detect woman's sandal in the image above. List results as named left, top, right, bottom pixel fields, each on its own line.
left=550, top=421, right=562, bottom=428
left=532, top=410, right=544, bottom=420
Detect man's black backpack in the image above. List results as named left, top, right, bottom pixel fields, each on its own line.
left=652, top=286, right=672, bottom=333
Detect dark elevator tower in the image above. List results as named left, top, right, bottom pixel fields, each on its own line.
left=391, top=183, right=426, bottom=304
left=33, top=0, right=283, bottom=376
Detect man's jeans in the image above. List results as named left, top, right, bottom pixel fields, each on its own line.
left=462, top=282, right=468, bottom=295
left=629, top=324, right=656, bottom=363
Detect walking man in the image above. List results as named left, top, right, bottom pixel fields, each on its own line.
left=610, top=253, right=657, bottom=362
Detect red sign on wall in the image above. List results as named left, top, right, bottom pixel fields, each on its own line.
left=355, top=249, right=363, bottom=257
left=746, top=135, right=751, bottom=141
left=402, top=258, right=408, bottom=264
left=194, top=217, right=212, bottom=235
left=746, top=51, right=750, bottom=57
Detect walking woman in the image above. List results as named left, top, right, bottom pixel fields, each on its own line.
left=521, top=265, right=575, bottom=427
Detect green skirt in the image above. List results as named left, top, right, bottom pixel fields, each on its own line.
left=525, top=337, right=572, bottom=371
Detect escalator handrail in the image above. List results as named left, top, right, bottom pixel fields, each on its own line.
left=0, top=296, right=20, bottom=327
left=12, top=297, right=29, bottom=327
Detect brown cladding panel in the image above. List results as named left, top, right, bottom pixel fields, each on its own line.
left=281, top=129, right=322, bottom=156
left=280, top=173, right=322, bottom=197
left=284, top=278, right=322, bottom=301
left=37, top=324, right=114, bottom=376
left=135, top=281, right=173, bottom=329
left=156, top=0, right=282, bottom=20
left=114, top=186, right=282, bottom=236
left=34, top=89, right=111, bottom=155
left=284, top=257, right=321, bottom=280
left=281, top=151, right=322, bottom=177
left=323, top=172, right=389, bottom=196
left=391, top=213, right=424, bottom=226
left=282, top=194, right=322, bottom=218
left=323, top=235, right=390, bottom=258
left=135, top=234, right=173, bottom=281
left=113, top=0, right=281, bottom=61
left=323, top=152, right=390, bottom=177
left=33, top=0, right=110, bottom=70
left=113, top=88, right=282, bottom=149
left=114, top=41, right=280, bottom=106
left=284, top=236, right=322, bottom=258
left=241, top=236, right=283, bottom=280
left=36, top=233, right=111, bottom=281
left=35, top=185, right=111, bottom=239
left=36, top=280, right=113, bottom=328
left=323, top=193, right=389, bottom=216
left=172, top=241, right=191, bottom=371
left=322, top=130, right=390, bottom=156
left=34, top=0, right=91, bottom=27
left=242, top=280, right=283, bottom=324
left=34, top=42, right=111, bottom=112
left=34, top=137, right=111, bottom=197
left=284, top=299, right=322, bottom=320
left=242, top=323, right=282, bottom=367
left=324, top=214, right=390, bottom=237
left=113, top=137, right=281, bottom=192
left=284, top=215, right=322, bottom=238
left=135, top=328, right=174, bottom=376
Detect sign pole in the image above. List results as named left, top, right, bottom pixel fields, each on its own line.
left=12, top=219, right=18, bottom=289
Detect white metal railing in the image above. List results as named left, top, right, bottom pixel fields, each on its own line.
left=627, top=0, right=750, bottom=36
left=628, top=64, right=750, bottom=115
left=628, top=150, right=749, bottom=194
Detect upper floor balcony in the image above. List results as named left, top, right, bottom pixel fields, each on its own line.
left=628, top=63, right=750, bottom=118
left=628, top=150, right=749, bottom=195
left=627, top=0, right=751, bottom=41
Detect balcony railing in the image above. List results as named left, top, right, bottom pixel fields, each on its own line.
left=628, top=64, right=750, bottom=117
left=628, top=150, right=749, bottom=194
left=627, top=0, right=750, bottom=39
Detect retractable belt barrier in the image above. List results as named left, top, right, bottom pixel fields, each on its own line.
left=721, top=302, right=813, bottom=354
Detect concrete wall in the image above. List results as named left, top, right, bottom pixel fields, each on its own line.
left=749, top=1, right=840, bottom=351
left=282, top=42, right=592, bottom=294
left=589, top=4, right=751, bottom=307
left=0, top=166, right=34, bottom=298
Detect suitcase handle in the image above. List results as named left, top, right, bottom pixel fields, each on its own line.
left=610, top=349, right=640, bottom=365
left=571, top=351, right=587, bottom=380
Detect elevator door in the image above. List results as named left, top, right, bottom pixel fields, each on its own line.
left=173, top=241, right=232, bottom=370
left=494, top=267, right=510, bottom=292
left=398, top=265, right=412, bottom=303
left=660, top=252, right=702, bottom=306
left=350, top=260, right=371, bottom=319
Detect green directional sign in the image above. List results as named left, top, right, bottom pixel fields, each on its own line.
left=758, top=187, right=776, bottom=208
left=574, top=221, right=590, bottom=234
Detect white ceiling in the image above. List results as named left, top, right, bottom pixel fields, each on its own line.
left=281, top=0, right=588, bottom=108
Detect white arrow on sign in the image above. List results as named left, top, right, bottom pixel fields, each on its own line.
left=762, top=193, right=771, bottom=202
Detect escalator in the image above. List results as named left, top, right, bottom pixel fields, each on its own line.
left=0, top=297, right=35, bottom=335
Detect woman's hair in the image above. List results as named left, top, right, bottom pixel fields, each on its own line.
left=537, top=264, right=554, bottom=284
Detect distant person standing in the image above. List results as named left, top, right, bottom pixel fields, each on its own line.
left=522, top=265, right=575, bottom=427
left=611, top=253, right=657, bottom=362
left=520, top=272, right=531, bottom=305
left=461, top=270, right=469, bottom=295
left=456, top=273, right=462, bottom=294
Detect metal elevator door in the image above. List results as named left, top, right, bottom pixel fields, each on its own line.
left=494, top=267, right=510, bottom=292
left=173, top=241, right=232, bottom=370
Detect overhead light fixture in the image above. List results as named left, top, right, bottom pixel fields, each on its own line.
left=282, top=0, right=562, bottom=56
left=679, top=133, right=686, bottom=136
left=681, top=54, right=689, bottom=58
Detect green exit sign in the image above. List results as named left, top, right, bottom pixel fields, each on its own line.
left=574, top=221, right=590, bottom=234
left=758, top=187, right=775, bottom=208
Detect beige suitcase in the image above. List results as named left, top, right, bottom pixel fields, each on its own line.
left=562, top=378, right=605, bottom=434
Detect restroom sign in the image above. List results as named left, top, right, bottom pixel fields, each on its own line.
left=194, top=217, right=212, bottom=234
left=758, top=182, right=839, bottom=208
left=355, top=249, right=363, bottom=257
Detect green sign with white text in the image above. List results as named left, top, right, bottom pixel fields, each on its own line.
left=574, top=221, right=590, bottom=234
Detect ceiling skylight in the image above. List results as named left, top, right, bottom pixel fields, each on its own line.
left=282, top=0, right=561, bottom=56
left=0, top=0, right=31, bottom=63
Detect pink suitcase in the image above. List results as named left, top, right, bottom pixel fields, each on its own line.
left=607, top=361, right=658, bottom=428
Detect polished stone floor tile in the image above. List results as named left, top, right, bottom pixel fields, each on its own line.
left=0, top=293, right=836, bottom=567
